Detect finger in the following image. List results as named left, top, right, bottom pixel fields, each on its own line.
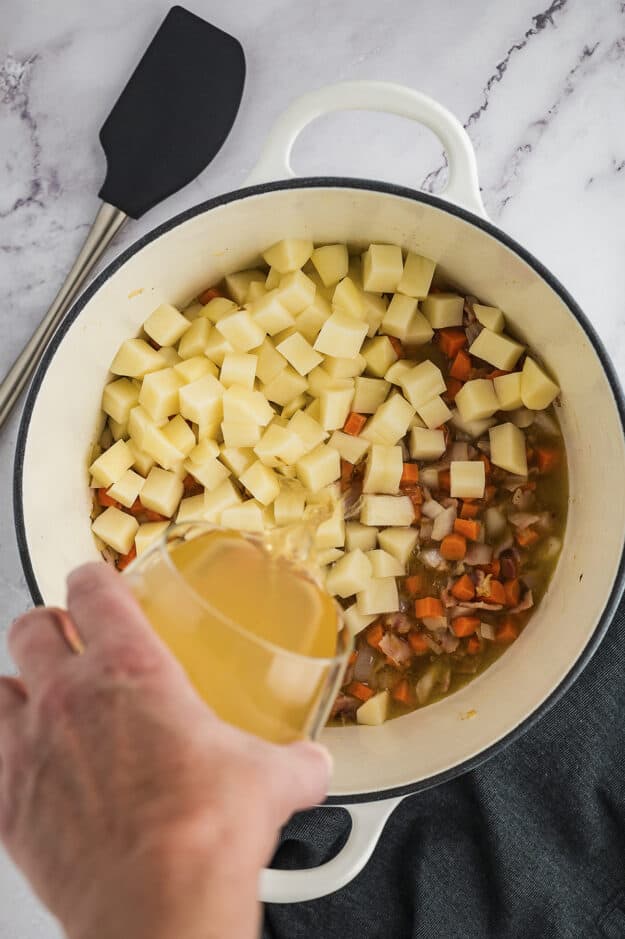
left=8, top=608, right=75, bottom=687
left=0, top=677, right=27, bottom=719
left=264, top=741, right=333, bottom=822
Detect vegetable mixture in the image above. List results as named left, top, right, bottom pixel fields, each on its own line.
left=89, top=239, right=567, bottom=726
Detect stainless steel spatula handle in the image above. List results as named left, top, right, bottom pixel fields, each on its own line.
left=0, top=202, right=127, bottom=430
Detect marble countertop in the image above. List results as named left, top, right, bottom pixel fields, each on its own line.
left=1, top=0, right=624, bottom=933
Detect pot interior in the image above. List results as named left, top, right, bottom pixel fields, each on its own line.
left=17, top=183, right=625, bottom=798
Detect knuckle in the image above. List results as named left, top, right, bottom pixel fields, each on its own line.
left=96, top=639, right=167, bottom=680
left=36, top=674, right=81, bottom=720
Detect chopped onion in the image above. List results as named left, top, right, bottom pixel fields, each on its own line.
left=421, top=546, right=444, bottom=569
left=420, top=468, right=439, bottom=489
left=450, top=441, right=469, bottom=461
left=422, top=498, right=444, bottom=519
left=422, top=615, right=448, bottom=631
left=532, top=410, right=560, bottom=435
left=432, top=505, right=457, bottom=541
left=476, top=439, right=491, bottom=454
left=539, top=536, right=562, bottom=560
left=512, top=487, right=535, bottom=509
left=465, top=321, right=483, bottom=345
left=464, top=542, right=493, bottom=566
left=485, top=507, right=506, bottom=540
left=420, top=519, right=433, bottom=541
left=508, top=512, right=540, bottom=530
left=353, top=647, right=376, bottom=683
left=479, top=622, right=496, bottom=640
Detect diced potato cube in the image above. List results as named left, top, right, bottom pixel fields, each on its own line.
left=262, top=238, right=313, bottom=273
left=222, top=385, right=274, bottom=426
left=313, top=311, right=368, bottom=359
left=143, top=303, right=191, bottom=347
left=162, top=415, right=195, bottom=457
left=450, top=408, right=496, bottom=439
left=343, top=604, right=377, bottom=639
left=199, top=297, right=238, bottom=323
left=92, top=507, right=138, bottom=555
left=246, top=282, right=267, bottom=303
left=189, top=438, right=220, bottom=464
left=489, top=422, right=528, bottom=476
left=469, top=328, right=524, bottom=370
left=320, top=387, right=355, bottom=431
left=295, top=299, right=331, bottom=344
left=110, top=338, right=163, bottom=378
left=385, top=359, right=414, bottom=385
left=314, top=501, right=345, bottom=549
left=248, top=290, right=294, bottom=337
left=255, top=338, right=287, bottom=385
left=494, top=372, right=523, bottom=410
left=262, top=366, right=308, bottom=407
left=366, top=549, right=404, bottom=577
left=361, top=292, right=388, bottom=338
left=305, top=398, right=322, bottom=420
left=184, top=457, right=229, bottom=490
left=224, top=269, right=266, bottom=305
left=521, top=357, right=560, bottom=410
left=405, top=311, right=435, bottom=345
left=220, top=353, right=257, bottom=389
left=128, top=405, right=164, bottom=450
left=139, top=368, right=183, bottom=423
left=273, top=486, right=306, bottom=526
left=183, top=302, right=203, bottom=322
left=156, top=346, right=182, bottom=368
left=307, top=367, right=347, bottom=398
left=90, top=439, right=135, bottom=487
left=219, top=446, right=255, bottom=476
left=317, top=548, right=344, bottom=566
left=265, top=267, right=281, bottom=290
left=276, top=270, right=316, bottom=314
left=417, top=395, right=452, bottom=429
left=288, top=410, right=328, bottom=452
left=281, top=393, right=310, bottom=419
left=345, top=521, right=378, bottom=552
left=450, top=461, right=486, bottom=499
left=296, top=444, right=340, bottom=490
left=421, top=293, right=464, bottom=328
left=352, top=377, right=390, bottom=413
left=409, top=427, right=446, bottom=460
left=128, top=439, right=155, bottom=477
left=361, top=394, right=415, bottom=446
left=220, top=500, right=265, bottom=532
left=276, top=332, right=322, bottom=375
left=362, top=244, right=404, bottom=293
left=176, top=494, right=208, bottom=524
left=409, top=412, right=427, bottom=429
left=455, top=379, right=499, bottom=422
left=377, top=527, right=418, bottom=566
left=174, top=356, right=217, bottom=384
left=323, top=355, right=366, bottom=379
left=141, top=467, right=184, bottom=517
left=135, top=521, right=169, bottom=556
left=356, top=689, right=390, bottom=725
left=109, top=417, right=128, bottom=442
left=177, top=317, right=211, bottom=359
left=203, top=479, right=242, bottom=522
left=102, top=379, right=140, bottom=424
left=332, top=277, right=365, bottom=319
left=363, top=445, right=403, bottom=494
left=221, top=421, right=262, bottom=448
left=239, top=460, right=280, bottom=505
left=400, top=360, right=446, bottom=408
left=254, top=424, right=306, bottom=467
left=325, top=549, right=372, bottom=598
left=311, top=244, right=348, bottom=286
left=381, top=294, right=418, bottom=340
left=396, top=251, right=436, bottom=298
left=361, top=336, right=397, bottom=378
left=107, top=469, right=145, bottom=508
left=179, top=374, right=224, bottom=426
left=474, top=303, right=505, bottom=333
left=204, top=331, right=234, bottom=367
left=356, top=578, right=399, bottom=616
left=216, top=310, right=265, bottom=353
left=360, top=494, right=414, bottom=527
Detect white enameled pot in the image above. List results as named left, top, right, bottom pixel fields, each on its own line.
left=14, top=82, right=625, bottom=904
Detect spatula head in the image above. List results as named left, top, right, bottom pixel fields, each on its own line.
left=99, top=6, right=245, bottom=219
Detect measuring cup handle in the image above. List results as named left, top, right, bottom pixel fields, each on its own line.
left=244, top=80, right=486, bottom=218
left=259, top=796, right=402, bottom=904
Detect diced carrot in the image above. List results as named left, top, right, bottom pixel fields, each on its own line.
left=466, top=635, right=482, bottom=655
left=438, top=327, right=467, bottom=358
left=504, top=578, right=521, bottom=607
left=495, top=618, right=520, bottom=644
left=478, top=559, right=501, bottom=578
left=346, top=681, right=374, bottom=702
left=414, top=597, right=445, bottom=619
left=452, top=616, right=480, bottom=638
left=408, top=631, right=430, bottom=654
left=515, top=527, right=540, bottom=548
left=366, top=623, right=384, bottom=649
left=98, top=488, right=121, bottom=509
left=400, top=463, right=419, bottom=487
left=412, top=503, right=422, bottom=525
left=451, top=574, right=475, bottom=602
left=438, top=469, right=451, bottom=492
left=116, top=546, right=137, bottom=572
left=440, top=533, right=467, bottom=561
left=143, top=508, right=168, bottom=523
left=485, top=579, right=506, bottom=605
left=388, top=336, right=403, bottom=357
left=478, top=453, right=491, bottom=477
left=392, top=678, right=413, bottom=706
left=198, top=286, right=222, bottom=305
left=341, top=459, right=354, bottom=484
left=343, top=411, right=367, bottom=436
left=444, top=377, right=463, bottom=402
left=460, top=500, right=480, bottom=519
left=450, top=350, right=472, bottom=381
left=128, top=498, right=143, bottom=517
left=406, top=485, right=423, bottom=504
left=454, top=518, right=481, bottom=541
left=404, top=574, right=424, bottom=596
left=536, top=447, right=560, bottom=474
left=486, top=369, right=509, bottom=379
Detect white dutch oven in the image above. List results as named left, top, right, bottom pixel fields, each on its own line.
left=13, top=82, right=625, bottom=904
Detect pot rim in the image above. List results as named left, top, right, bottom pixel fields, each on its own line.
left=13, top=176, right=625, bottom=804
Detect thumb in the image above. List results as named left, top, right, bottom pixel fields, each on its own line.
left=267, top=741, right=333, bottom=824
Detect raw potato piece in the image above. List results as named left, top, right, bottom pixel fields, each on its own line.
left=239, top=460, right=280, bottom=505
left=295, top=296, right=332, bottom=344
left=273, top=487, right=306, bottom=526
left=313, top=311, right=368, bottom=358
left=400, top=360, right=446, bottom=409
left=356, top=578, right=399, bottom=616
left=175, top=356, right=216, bottom=384
left=135, top=521, right=169, bottom=556
left=469, top=328, right=524, bottom=370
left=521, top=358, right=560, bottom=410
left=328, top=430, right=370, bottom=465
left=345, top=521, right=378, bottom=552
left=262, top=367, right=308, bottom=407
left=220, top=353, right=257, bottom=389
left=262, top=239, right=313, bottom=273
left=311, top=244, right=348, bottom=286
left=417, top=396, right=452, bottom=429
left=102, top=379, right=140, bottom=424
left=342, top=604, right=376, bottom=638
left=366, top=549, right=404, bottom=577
left=325, top=549, right=372, bottom=598
left=494, top=372, right=523, bottom=411
left=324, top=355, right=366, bottom=380
left=363, top=445, right=403, bottom=494
left=360, top=495, right=414, bottom=527
left=143, top=303, right=191, bottom=347
left=224, top=269, right=266, bottom=305
left=176, top=494, right=207, bottom=524
left=455, top=379, right=499, bottom=422
left=246, top=282, right=266, bottom=304
left=333, top=277, right=365, bottom=319
left=254, top=424, right=306, bottom=467
left=361, top=337, right=397, bottom=378
left=288, top=410, right=328, bottom=451
left=361, top=393, right=415, bottom=446
left=474, top=304, right=505, bottom=333
left=377, top=527, right=418, bottom=566
left=256, top=338, right=288, bottom=385
left=139, top=368, right=183, bottom=422
left=362, top=245, right=404, bottom=293
left=450, top=461, right=485, bottom=499
left=356, top=689, right=390, bottom=726
left=381, top=294, right=418, bottom=340
left=219, top=446, right=255, bottom=475
left=110, top=339, right=163, bottom=378
left=450, top=408, right=496, bottom=440
left=221, top=421, right=262, bottom=448
left=276, top=270, right=316, bottom=314
left=396, top=252, right=436, bottom=298
left=142, top=424, right=185, bottom=471
left=179, top=375, right=224, bottom=426
left=223, top=386, right=274, bottom=426
left=157, top=347, right=181, bottom=368
left=141, top=467, right=184, bottom=518
left=221, top=501, right=265, bottom=533
left=164, top=416, right=196, bottom=459
left=314, top=501, right=345, bottom=549
left=385, top=360, right=413, bottom=386
left=90, top=440, right=135, bottom=487
left=177, top=318, right=211, bottom=359
left=489, top=422, right=528, bottom=476
left=107, top=470, right=145, bottom=508
left=92, top=507, right=138, bottom=556
left=276, top=333, right=323, bottom=375
left=421, top=293, right=464, bottom=329
left=361, top=292, right=388, bottom=338
left=409, top=427, right=446, bottom=460
left=296, top=444, right=341, bottom=491
left=200, top=298, right=238, bottom=324
left=352, top=377, right=390, bottom=413
left=128, top=440, right=155, bottom=477
left=204, top=331, right=234, bottom=367
left=216, top=310, right=265, bottom=352
left=203, top=480, right=242, bottom=523
left=320, top=387, right=355, bottom=431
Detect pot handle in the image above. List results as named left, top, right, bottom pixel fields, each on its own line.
left=260, top=796, right=402, bottom=904
left=244, top=80, right=486, bottom=218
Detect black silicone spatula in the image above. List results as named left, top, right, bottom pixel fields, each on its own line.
left=0, top=5, right=245, bottom=429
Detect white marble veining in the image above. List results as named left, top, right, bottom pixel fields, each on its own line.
left=1, top=0, right=625, bottom=933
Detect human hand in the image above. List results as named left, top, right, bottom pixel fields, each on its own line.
left=0, top=563, right=330, bottom=939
